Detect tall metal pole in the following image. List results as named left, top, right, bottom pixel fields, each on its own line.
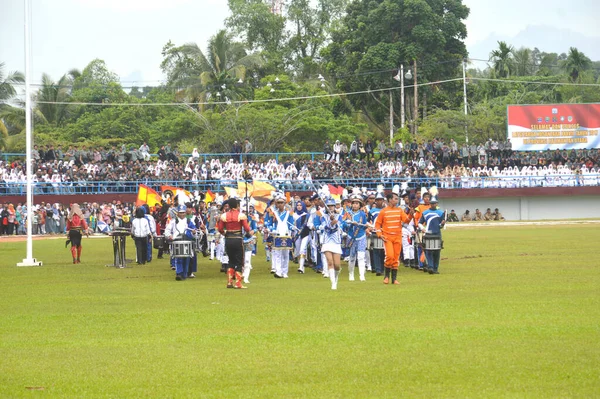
left=18, top=0, right=42, bottom=267
left=413, top=60, right=418, bottom=134
left=389, top=91, right=393, bottom=146
left=463, top=58, right=469, bottom=144
left=400, top=64, right=405, bottom=129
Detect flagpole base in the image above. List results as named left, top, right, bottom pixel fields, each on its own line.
left=17, top=258, right=43, bottom=267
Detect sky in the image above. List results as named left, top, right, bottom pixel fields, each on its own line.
left=1, top=0, right=599, bottom=86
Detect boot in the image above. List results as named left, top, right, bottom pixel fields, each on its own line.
left=71, top=246, right=77, bottom=264
left=76, top=246, right=82, bottom=263
left=234, top=271, right=247, bottom=289
left=226, top=268, right=235, bottom=288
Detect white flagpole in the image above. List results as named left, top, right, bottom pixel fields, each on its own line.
left=18, top=0, right=42, bottom=267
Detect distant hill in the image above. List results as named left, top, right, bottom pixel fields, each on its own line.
left=468, top=25, right=600, bottom=62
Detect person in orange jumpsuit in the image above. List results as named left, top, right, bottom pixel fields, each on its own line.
left=375, top=192, right=413, bottom=285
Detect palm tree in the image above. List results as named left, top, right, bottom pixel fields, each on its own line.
left=512, top=47, right=532, bottom=76
left=489, top=41, right=514, bottom=78
left=35, top=72, right=76, bottom=125
left=0, top=62, right=24, bottom=148
left=170, top=30, right=264, bottom=107
left=562, top=47, right=591, bottom=82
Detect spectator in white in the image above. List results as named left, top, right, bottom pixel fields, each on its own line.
left=349, top=139, right=358, bottom=158
left=450, top=138, right=458, bottom=154
left=139, top=142, right=151, bottom=161
left=333, top=140, right=341, bottom=163
left=191, top=148, right=200, bottom=161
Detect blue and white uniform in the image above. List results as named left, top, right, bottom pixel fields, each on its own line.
left=419, top=208, right=445, bottom=273
left=368, top=202, right=385, bottom=275
left=265, top=204, right=295, bottom=278
left=345, top=209, right=368, bottom=281
left=292, top=201, right=311, bottom=273
left=243, top=216, right=258, bottom=283
left=164, top=211, right=196, bottom=280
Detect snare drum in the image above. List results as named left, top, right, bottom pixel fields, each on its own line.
left=423, top=235, right=443, bottom=250
left=153, top=235, right=165, bottom=249
left=273, top=235, right=293, bottom=250
left=172, top=240, right=194, bottom=258
left=371, top=234, right=384, bottom=250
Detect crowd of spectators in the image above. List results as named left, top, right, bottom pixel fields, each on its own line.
left=1, top=138, right=599, bottom=195
left=0, top=200, right=135, bottom=236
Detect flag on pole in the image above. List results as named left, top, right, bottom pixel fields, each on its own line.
left=328, top=184, right=344, bottom=201
left=237, top=181, right=254, bottom=196
left=252, top=181, right=276, bottom=197
left=204, top=189, right=215, bottom=204
left=136, top=184, right=162, bottom=207
left=224, top=186, right=238, bottom=199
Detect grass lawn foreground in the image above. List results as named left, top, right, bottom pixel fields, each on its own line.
left=0, top=224, right=599, bottom=398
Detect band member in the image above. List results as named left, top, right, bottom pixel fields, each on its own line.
left=154, top=202, right=169, bottom=259
left=375, top=192, right=413, bottom=285
left=368, top=191, right=386, bottom=276
left=164, top=204, right=195, bottom=281
left=242, top=203, right=258, bottom=284
left=217, top=198, right=254, bottom=289
left=292, top=200, right=311, bottom=274
left=266, top=193, right=294, bottom=279
left=207, top=202, right=220, bottom=260
left=413, top=192, right=431, bottom=270
left=132, top=207, right=152, bottom=265
left=141, top=204, right=156, bottom=263
left=345, top=193, right=368, bottom=281
left=315, top=198, right=346, bottom=290
left=418, top=196, right=445, bottom=274
left=400, top=191, right=415, bottom=267
left=215, top=202, right=230, bottom=273
left=66, top=203, right=89, bottom=264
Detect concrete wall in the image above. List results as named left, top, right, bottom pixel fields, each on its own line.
left=439, top=195, right=600, bottom=221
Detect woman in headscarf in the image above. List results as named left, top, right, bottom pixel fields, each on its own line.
left=6, top=203, right=16, bottom=235
left=66, top=203, right=89, bottom=264
left=292, top=200, right=311, bottom=274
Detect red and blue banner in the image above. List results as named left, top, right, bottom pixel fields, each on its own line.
left=507, top=103, right=600, bottom=151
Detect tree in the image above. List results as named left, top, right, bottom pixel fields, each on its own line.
left=562, top=47, right=591, bottom=82
left=489, top=41, right=514, bottom=78
left=512, top=47, right=532, bottom=77
left=35, top=72, right=78, bottom=126
left=160, top=30, right=263, bottom=107
left=226, top=0, right=348, bottom=76
left=322, top=0, right=469, bottom=134
left=0, top=62, right=24, bottom=147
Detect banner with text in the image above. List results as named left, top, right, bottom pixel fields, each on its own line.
left=507, top=104, right=600, bottom=151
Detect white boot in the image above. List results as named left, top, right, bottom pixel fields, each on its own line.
left=329, top=268, right=337, bottom=290
left=348, top=258, right=355, bottom=281
left=358, top=252, right=366, bottom=281
left=298, top=255, right=305, bottom=274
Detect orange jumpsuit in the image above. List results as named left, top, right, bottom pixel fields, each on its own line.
left=375, top=206, right=411, bottom=269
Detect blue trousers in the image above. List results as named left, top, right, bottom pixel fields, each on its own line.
left=174, top=257, right=190, bottom=278
left=370, top=249, right=384, bottom=274
left=146, top=238, right=152, bottom=262
left=425, top=250, right=441, bottom=272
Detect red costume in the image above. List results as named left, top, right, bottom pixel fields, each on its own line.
left=217, top=206, right=252, bottom=289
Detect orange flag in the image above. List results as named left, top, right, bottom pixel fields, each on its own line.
left=237, top=181, right=254, bottom=196
left=252, top=181, right=276, bottom=197
left=136, top=184, right=162, bottom=207
left=204, top=189, right=215, bottom=204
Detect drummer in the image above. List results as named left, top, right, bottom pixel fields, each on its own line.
left=164, top=204, right=196, bottom=281
left=418, top=196, right=446, bottom=274
left=368, top=190, right=386, bottom=276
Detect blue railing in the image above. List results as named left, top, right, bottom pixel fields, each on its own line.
left=1, top=175, right=598, bottom=196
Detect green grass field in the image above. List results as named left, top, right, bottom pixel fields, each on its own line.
left=1, top=224, right=599, bottom=398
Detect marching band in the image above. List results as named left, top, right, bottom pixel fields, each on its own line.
left=91, top=181, right=447, bottom=290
